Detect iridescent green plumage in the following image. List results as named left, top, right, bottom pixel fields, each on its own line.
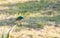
left=16, top=16, right=23, bottom=20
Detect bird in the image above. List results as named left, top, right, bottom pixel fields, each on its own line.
left=16, top=16, right=23, bottom=21
left=15, top=16, right=23, bottom=24
left=15, top=16, right=23, bottom=26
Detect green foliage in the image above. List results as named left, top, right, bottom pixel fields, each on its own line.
left=6, top=32, right=10, bottom=38
left=54, top=3, right=60, bottom=11
left=16, top=0, right=58, bottom=13
left=52, top=15, right=60, bottom=22
left=2, top=0, right=59, bottom=15
left=16, top=1, right=49, bottom=13
left=1, top=25, right=16, bottom=38
left=1, top=30, right=4, bottom=38
left=6, top=25, right=16, bottom=38
left=6, top=28, right=11, bottom=38
left=40, top=15, right=60, bottom=23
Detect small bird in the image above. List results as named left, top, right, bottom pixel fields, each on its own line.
left=16, top=16, right=23, bottom=21
left=15, top=16, right=23, bottom=25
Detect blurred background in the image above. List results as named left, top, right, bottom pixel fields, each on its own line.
left=0, top=0, right=60, bottom=38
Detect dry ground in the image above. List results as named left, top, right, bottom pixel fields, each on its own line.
left=0, top=25, right=60, bottom=38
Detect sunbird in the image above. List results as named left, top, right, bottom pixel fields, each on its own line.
left=15, top=16, right=23, bottom=26
left=16, top=16, right=23, bottom=21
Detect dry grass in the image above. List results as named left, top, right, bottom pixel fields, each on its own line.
left=0, top=25, right=60, bottom=38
